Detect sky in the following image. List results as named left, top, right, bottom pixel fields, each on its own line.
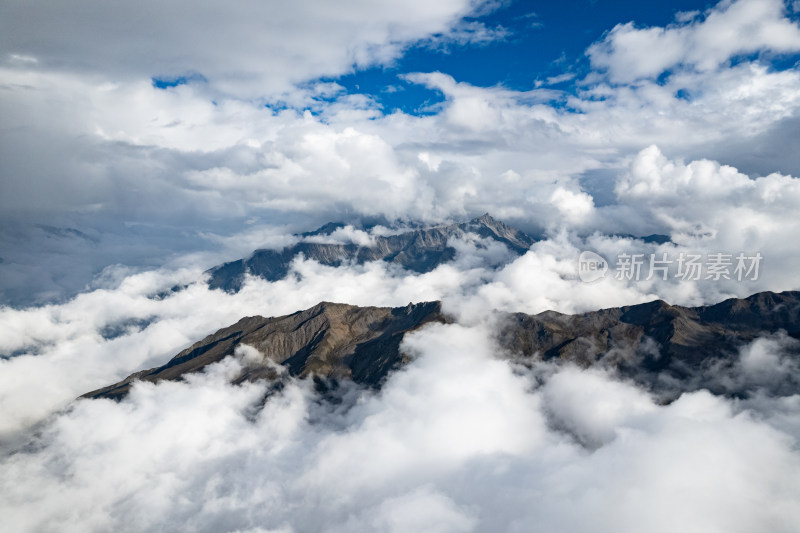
left=1, top=0, right=800, bottom=304
left=2, top=0, right=800, bottom=531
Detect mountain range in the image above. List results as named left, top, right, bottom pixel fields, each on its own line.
left=85, top=290, right=800, bottom=402
left=207, top=214, right=535, bottom=292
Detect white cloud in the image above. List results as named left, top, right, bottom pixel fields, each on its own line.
left=606, top=146, right=800, bottom=290
left=2, top=0, right=800, bottom=529
left=616, top=145, right=752, bottom=199
left=549, top=187, right=595, bottom=225
left=0, top=0, right=490, bottom=98
left=588, top=0, right=800, bottom=83
left=302, top=225, right=376, bottom=247
left=541, top=366, right=658, bottom=448
left=739, top=334, right=800, bottom=383
left=4, top=176, right=800, bottom=440
left=705, top=333, right=800, bottom=395
left=422, top=20, right=510, bottom=50
left=4, top=0, right=800, bottom=306
left=1, top=323, right=799, bottom=532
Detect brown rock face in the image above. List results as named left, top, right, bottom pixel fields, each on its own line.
left=84, top=301, right=445, bottom=400
left=497, top=290, right=800, bottom=397
left=499, top=291, right=800, bottom=365
left=84, top=291, right=800, bottom=401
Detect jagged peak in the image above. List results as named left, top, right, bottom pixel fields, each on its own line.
left=470, top=212, right=497, bottom=226
left=299, top=222, right=347, bottom=238
left=207, top=214, right=535, bottom=292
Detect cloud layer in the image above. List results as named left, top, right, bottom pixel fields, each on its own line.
left=2, top=323, right=799, bottom=532
left=0, top=0, right=489, bottom=97
left=2, top=1, right=800, bottom=529
left=3, top=164, right=800, bottom=440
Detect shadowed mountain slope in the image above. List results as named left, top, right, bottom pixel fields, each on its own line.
left=85, top=291, right=800, bottom=401
left=207, top=214, right=535, bottom=292
left=84, top=301, right=445, bottom=400
left=498, top=290, right=800, bottom=398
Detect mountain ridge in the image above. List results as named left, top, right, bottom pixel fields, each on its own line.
left=84, top=301, right=446, bottom=400
left=206, top=214, right=535, bottom=292
left=84, top=290, right=800, bottom=402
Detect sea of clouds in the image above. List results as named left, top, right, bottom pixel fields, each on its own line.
left=2, top=179, right=800, bottom=530
left=2, top=316, right=800, bottom=532
left=3, top=0, right=800, bottom=530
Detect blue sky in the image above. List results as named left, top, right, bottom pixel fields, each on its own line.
left=333, top=0, right=722, bottom=113
left=147, top=0, right=800, bottom=115
left=299, top=0, right=800, bottom=117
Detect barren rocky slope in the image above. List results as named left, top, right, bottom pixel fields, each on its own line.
left=85, top=301, right=444, bottom=400
left=206, top=214, right=535, bottom=292
left=85, top=291, right=800, bottom=401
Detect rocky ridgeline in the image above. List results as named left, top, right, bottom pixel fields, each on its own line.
left=85, top=291, right=800, bottom=401
left=206, top=214, right=536, bottom=292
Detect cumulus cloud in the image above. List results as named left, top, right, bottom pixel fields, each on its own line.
left=608, top=145, right=800, bottom=241
left=738, top=334, right=800, bottom=385
left=588, top=0, right=800, bottom=83
left=301, top=225, right=377, bottom=247
left=3, top=0, right=800, bottom=305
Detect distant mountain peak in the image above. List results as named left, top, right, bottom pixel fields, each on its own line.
left=299, top=222, right=347, bottom=238
left=207, top=214, right=535, bottom=292
left=472, top=212, right=495, bottom=224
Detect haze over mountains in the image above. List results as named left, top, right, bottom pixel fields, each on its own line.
left=207, top=214, right=536, bottom=292
left=77, top=216, right=800, bottom=408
